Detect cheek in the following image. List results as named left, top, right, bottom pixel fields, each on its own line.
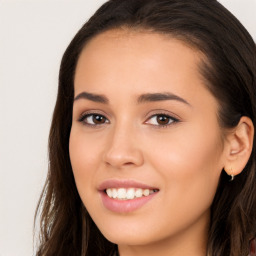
left=146, top=123, right=224, bottom=206
left=149, top=122, right=224, bottom=175
left=137, top=126, right=223, bottom=236
left=69, top=129, right=101, bottom=198
left=69, top=127, right=104, bottom=168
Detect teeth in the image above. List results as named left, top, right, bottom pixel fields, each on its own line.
left=106, top=188, right=112, bottom=198
left=143, top=189, right=150, bottom=196
left=117, top=188, right=126, bottom=199
left=112, top=188, right=118, bottom=199
left=135, top=188, right=142, bottom=198
left=105, top=188, right=157, bottom=200
left=126, top=188, right=135, bottom=199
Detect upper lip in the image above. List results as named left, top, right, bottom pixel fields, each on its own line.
left=98, top=179, right=159, bottom=191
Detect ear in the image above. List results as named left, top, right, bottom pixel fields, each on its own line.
left=224, top=116, right=254, bottom=177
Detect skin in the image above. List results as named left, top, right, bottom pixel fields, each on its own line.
left=69, top=29, right=230, bottom=256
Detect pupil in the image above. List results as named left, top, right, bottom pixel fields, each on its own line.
left=157, top=115, right=169, bottom=125
left=93, top=115, right=105, bottom=124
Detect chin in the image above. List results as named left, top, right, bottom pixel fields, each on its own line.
left=103, top=231, right=153, bottom=246
left=96, top=220, right=165, bottom=246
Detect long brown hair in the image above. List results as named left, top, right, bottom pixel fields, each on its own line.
left=34, top=0, right=256, bottom=255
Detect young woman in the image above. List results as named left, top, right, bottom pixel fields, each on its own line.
left=35, top=0, right=256, bottom=255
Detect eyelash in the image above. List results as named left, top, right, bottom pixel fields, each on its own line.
left=78, top=112, right=179, bottom=128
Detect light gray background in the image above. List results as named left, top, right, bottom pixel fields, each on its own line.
left=0, top=1, right=255, bottom=255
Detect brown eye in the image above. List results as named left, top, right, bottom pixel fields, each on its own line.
left=156, top=115, right=170, bottom=125
left=145, top=114, right=178, bottom=127
left=79, top=113, right=109, bottom=126
left=92, top=114, right=106, bottom=124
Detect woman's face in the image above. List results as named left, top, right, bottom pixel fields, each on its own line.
left=69, top=30, right=226, bottom=251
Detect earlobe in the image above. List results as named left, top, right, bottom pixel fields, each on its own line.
left=224, top=116, right=254, bottom=177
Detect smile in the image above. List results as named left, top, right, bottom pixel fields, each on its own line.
left=105, top=188, right=158, bottom=200
left=98, top=179, right=159, bottom=213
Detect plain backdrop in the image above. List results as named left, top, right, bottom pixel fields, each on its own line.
left=0, top=1, right=255, bottom=255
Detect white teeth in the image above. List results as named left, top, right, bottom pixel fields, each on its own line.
left=105, top=188, right=157, bottom=200
left=143, top=189, right=150, bottom=196
left=126, top=188, right=135, bottom=199
left=117, top=188, right=126, bottom=199
left=106, top=188, right=112, bottom=197
left=112, top=188, right=118, bottom=199
left=135, top=188, right=143, bottom=198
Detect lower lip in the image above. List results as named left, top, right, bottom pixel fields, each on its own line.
left=100, top=191, right=157, bottom=213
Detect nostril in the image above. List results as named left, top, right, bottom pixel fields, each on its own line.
left=124, top=162, right=134, bottom=166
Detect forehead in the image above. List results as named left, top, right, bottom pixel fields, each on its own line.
left=77, top=28, right=202, bottom=64
left=76, top=29, right=210, bottom=98
left=74, top=29, right=205, bottom=89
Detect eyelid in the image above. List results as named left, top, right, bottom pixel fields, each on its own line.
left=145, top=109, right=181, bottom=121
left=77, top=109, right=109, bottom=119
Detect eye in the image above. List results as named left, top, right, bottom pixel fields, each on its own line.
left=145, top=114, right=178, bottom=127
left=78, top=113, right=109, bottom=126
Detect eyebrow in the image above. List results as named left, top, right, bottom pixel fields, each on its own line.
left=137, top=92, right=190, bottom=106
left=74, top=92, right=109, bottom=104
left=74, top=91, right=190, bottom=106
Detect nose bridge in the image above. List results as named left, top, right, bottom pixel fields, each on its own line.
left=103, top=119, right=144, bottom=168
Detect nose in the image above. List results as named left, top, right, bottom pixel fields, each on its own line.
left=103, top=125, right=144, bottom=169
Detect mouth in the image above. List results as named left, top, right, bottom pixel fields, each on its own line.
left=104, top=188, right=159, bottom=200
left=98, top=179, right=159, bottom=213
